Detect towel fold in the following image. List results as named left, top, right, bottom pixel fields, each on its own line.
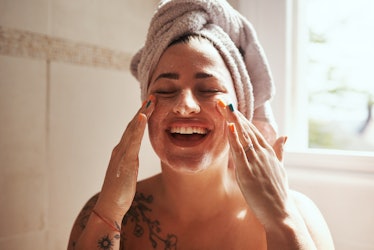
left=131, top=0, right=275, bottom=123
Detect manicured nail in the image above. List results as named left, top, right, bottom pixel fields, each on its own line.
left=217, top=98, right=226, bottom=108
left=137, top=113, right=144, bottom=122
left=228, top=123, right=236, bottom=133
left=141, top=100, right=147, bottom=107
left=146, top=95, right=155, bottom=108
left=228, top=103, right=235, bottom=112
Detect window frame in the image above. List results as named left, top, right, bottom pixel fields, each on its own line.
left=238, top=0, right=374, bottom=173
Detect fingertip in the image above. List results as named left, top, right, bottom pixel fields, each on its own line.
left=216, top=98, right=227, bottom=117
left=137, top=113, right=147, bottom=123
left=146, top=94, right=156, bottom=108
left=228, top=122, right=236, bottom=133
left=217, top=98, right=227, bottom=109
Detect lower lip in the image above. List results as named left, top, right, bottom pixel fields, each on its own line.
left=167, top=132, right=209, bottom=147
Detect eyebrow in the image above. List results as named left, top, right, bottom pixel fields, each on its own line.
left=154, top=72, right=214, bottom=82
left=155, top=72, right=179, bottom=82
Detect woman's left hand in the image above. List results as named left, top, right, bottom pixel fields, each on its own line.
left=217, top=101, right=290, bottom=227
left=217, top=101, right=320, bottom=249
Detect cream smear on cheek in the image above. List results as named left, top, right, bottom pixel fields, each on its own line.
left=147, top=100, right=231, bottom=173
left=146, top=39, right=238, bottom=173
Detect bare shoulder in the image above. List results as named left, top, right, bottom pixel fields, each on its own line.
left=68, top=193, right=100, bottom=249
left=137, top=173, right=162, bottom=190
left=291, top=190, right=335, bottom=249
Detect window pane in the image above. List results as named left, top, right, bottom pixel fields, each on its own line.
left=305, top=0, right=374, bottom=151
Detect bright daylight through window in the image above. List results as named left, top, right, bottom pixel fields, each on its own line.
left=302, top=0, right=374, bottom=152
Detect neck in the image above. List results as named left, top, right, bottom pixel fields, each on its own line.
left=158, top=156, right=241, bottom=222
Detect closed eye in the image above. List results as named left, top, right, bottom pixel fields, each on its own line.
left=154, top=89, right=178, bottom=97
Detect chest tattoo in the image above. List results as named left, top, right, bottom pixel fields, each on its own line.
left=122, top=192, right=178, bottom=249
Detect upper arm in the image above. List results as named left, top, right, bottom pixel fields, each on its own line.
left=67, top=193, right=100, bottom=250
left=292, top=190, right=335, bottom=250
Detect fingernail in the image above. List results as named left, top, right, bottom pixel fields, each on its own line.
left=146, top=95, right=155, bottom=108
left=284, top=136, right=288, bottom=144
left=217, top=98, right=226, bottom=108
left=137, top=113, right=144, bottom=122
left=228, top=103, right=235, bottom=112
left=228, top=123, right=236, bottom=133
left=141, top=100, right=147, bottom=107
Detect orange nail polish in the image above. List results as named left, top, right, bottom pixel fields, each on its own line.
left=217, top=99, right=226, bottom=108
left=229, top=123, right=236, bottom=133
left=148, top=94, right=156, bottom=101
left=146, top=95, right=156, bottom=108
left=137, top=113, right=144, bottom=122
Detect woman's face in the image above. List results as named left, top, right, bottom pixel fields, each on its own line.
left=147, top=38, right=238, bottom=173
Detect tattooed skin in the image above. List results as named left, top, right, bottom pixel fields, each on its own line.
left=98, top=234, right=115, bottom=250
left=121, top=192, right=178, bottom=250
left=79, top=194, right=99, bottom=230
left=70, top=194, right=100, bottom=249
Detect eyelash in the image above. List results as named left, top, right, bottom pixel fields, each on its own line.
left=154, top=89, right=221, bottom=96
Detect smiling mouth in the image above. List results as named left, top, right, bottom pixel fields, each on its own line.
left=170, top=126, right=208, bottom=135
left=167, top=126, right=209, bottom=144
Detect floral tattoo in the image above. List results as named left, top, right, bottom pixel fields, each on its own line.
left=122, top=192, right=178, bottom=249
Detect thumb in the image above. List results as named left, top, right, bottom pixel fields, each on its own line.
left=273, top=136, right=287, bottom=162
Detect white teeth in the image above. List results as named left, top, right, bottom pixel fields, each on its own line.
left=170, top=127, right=208, bottom=135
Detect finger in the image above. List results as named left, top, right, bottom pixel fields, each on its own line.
left=114, top=96, right=156, bottom=177
left=224, top=103, right=261, bottom=150
left=118, top=95, right=156, bottom=145
left=113, top=113, right=145, bottom=180
left=227, top=123, right=254, bottom=175
left=272, top=136, right=287, bottom=162
left=252, top=119, right=277, bottom=145
left=248, top=123, right=271, bottom=148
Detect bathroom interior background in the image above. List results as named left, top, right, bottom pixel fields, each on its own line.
left=0, top=0, right=373, bottom=249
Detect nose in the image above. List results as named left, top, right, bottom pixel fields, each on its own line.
left=173, top=90, right=200, bottom=115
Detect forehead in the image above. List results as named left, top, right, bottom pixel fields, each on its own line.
left=151, top=38, right=231, bottom=81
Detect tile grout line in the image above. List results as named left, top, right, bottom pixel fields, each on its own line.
left=0, top=25, right=132, bottom=71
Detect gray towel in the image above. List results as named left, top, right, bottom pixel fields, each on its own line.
left=131, top=0, right=275, bottom=123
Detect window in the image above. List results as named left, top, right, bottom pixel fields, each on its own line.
left=238, top=0, right=374, bottom=172
left=297, top=0, right=374, bottom=152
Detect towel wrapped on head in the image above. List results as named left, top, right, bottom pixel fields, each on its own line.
left=130, top=0, right=276, bottom=128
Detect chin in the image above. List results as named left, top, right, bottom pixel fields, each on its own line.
left=161, top=154, right=214, bottom=174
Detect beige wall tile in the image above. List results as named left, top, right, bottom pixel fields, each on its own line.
left=49, top=0, right=158, bottom=52
left=0, top=55, right=47, bottom=238
left=48, top=62, right=159, bottom=244
left=0, top=0, right=49, bottom=33
left=0, top=230, right=47, bottom=250
left=0, top=56, right=47, bottom=173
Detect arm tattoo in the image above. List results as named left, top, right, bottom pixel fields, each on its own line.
left=122, top=192, right=178, bottom=249
left=79, top=193, right=99, bottom=230
left=97, top=234, right=120, bottom=250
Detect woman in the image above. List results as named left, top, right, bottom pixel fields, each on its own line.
left=68, top=1, right=334, bottom=249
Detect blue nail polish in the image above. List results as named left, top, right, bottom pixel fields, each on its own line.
left=228, top=103, right=234, bottom=112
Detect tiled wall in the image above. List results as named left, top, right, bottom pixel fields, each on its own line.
left=0, top=1, right=160, bottom=249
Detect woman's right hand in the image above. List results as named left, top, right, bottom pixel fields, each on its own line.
left=94, top=95, right=156, bottom=219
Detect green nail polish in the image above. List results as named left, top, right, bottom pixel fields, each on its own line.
left=228, top=103, right=234, bottom=112
left=146, top=100, right=152, bottom=108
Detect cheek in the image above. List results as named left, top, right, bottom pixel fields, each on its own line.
left=147, top=104, right=168, bottom=139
